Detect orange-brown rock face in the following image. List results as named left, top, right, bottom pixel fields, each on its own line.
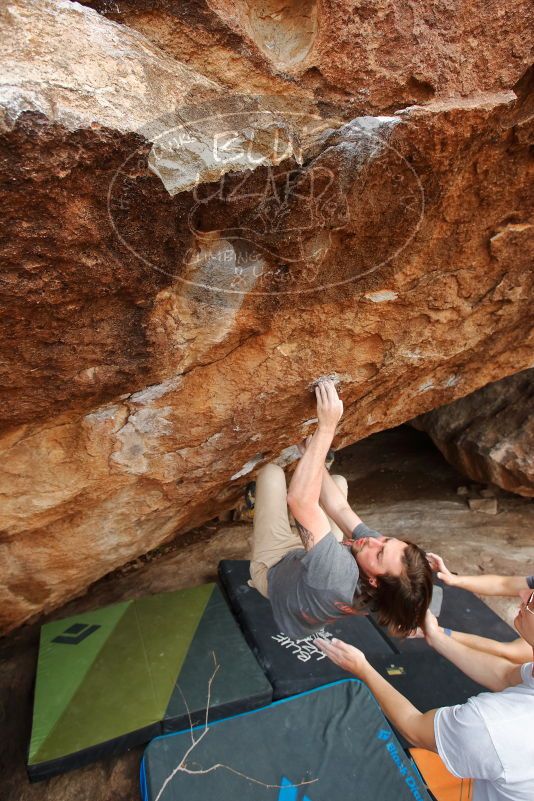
left=0, top=0, right=533, bottom=633
left=80, top=0, right=533, bottom=110
left=413, top=369, right=534, bottom=497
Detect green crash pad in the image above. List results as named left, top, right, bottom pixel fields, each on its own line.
left=28, top=584, right=272, bottom=780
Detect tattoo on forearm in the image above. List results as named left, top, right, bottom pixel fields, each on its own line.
left=295, top=518, right=313, bottom=550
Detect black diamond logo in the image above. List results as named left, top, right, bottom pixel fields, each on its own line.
left=52, top=623, right=101, bottom=645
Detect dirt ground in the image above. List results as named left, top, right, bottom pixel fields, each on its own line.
left=1, top=426, right=532, bottom=800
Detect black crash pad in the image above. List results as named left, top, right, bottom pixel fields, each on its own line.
left=141, top=679, right=432, bottom=801
left=218, top=560, right=396, bottom=699
left=219, top=560, right=518, bottom=716
left=372, top=650, right=488, bottom=712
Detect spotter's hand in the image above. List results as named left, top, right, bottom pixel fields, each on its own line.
left=427, top=553, right=457, bottom=586
left=421, top=610, right=441, bottom=645
left=315, top=637, right=367, bottom=677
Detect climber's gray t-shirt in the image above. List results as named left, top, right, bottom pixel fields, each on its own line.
left=267, top=523, right=381, bottom=640
left=527, top=576, right=534, bottom=589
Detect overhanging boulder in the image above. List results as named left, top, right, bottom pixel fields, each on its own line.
left=0, top=0, right=533, bottom=633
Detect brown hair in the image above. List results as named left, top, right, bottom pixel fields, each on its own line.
left=357, top=540, right=433, bottom=637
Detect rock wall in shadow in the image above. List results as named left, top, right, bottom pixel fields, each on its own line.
left=413, top=369, right=534, bottom=498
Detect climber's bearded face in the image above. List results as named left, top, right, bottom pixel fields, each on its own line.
left=351, top=535, right=407, bottom=585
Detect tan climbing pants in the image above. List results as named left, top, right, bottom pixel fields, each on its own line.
left=248, top=463, right=348, bottom=598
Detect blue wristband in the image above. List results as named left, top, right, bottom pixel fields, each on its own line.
left=443, top=628, right=452, bottom=637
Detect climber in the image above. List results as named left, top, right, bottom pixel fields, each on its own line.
left=316, top=590, right=534, bottom=801
left=248, top=378, right=433, bottom=640
left=422, top=553, right=534, bottom=664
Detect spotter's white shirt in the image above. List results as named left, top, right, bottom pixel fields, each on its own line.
left=434, top=661, right=534, bottom=801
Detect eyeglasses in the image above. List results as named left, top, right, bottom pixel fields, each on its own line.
left=524, top=591, right=534, bottom=616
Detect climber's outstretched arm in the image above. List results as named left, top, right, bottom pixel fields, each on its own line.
left=287, top=380, right=343, bottom=550
left=319, top=467, right=362, bottom=538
